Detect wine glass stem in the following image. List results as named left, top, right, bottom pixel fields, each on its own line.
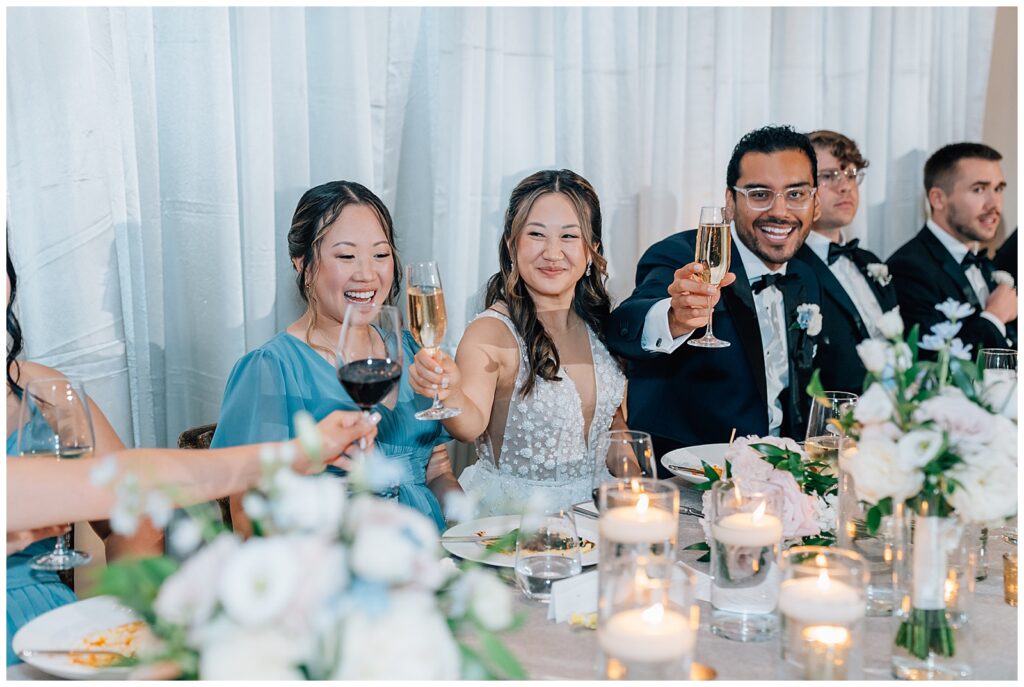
left=428, top=347, right=445, bottom=410
left=53, top=528, right=70, bottom=557
left=705, top=292, right=715, bottom=339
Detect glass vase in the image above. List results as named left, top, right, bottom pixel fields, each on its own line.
left=891, top=507, right=975, bottom=680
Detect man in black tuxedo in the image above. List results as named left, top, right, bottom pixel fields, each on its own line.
left=888, top=143, right=1016, bottom=353
left=793, top=131, right=898, bottom=394
left=607, top=126, right=824, bottom=471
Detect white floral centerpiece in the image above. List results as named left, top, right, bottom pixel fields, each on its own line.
left=684, top=435, right=838, bottom=561
left=835, top=301, right=1017, bottom=674
left=94, top=412, right=524, bottom=680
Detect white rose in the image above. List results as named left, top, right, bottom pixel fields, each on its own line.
left=981, top=370, right=1018, bottom=421
left=856, top=339, right=889, bottom=374
left=466, top=568, right=515, bottom=631
left=270, top=471, right=347, bottom=536
left=278, top=537, right=348, bottom=637
left=847, top=435, right=923, bottom=505
left=198, top=618, right=307, bottom=680
left=987, top=414, right=1018, bottom=464
left=896, top=430, right=945, bottom=471
left=218, top=538, right=301, bottom=627
left=947, top=460, right=1018, bottom=524
left=333, top=590, right=460, bottom=679
left=877, top=308, right=904, bottom=339
left=347, top=496, right=441, bottom=587
left=867, top=263, right=892, bottom=286
left=914, top=388, right=995, bottom=450
left=854, top=383, right=895, bottom=425
left=155, top=533, right=240, bottom=628
left=813, top=493, right=839, bottom=534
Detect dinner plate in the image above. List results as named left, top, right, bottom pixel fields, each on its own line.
left=661, top=443, right=729, bottom=484
left=12, top=595, right=144, bottom=680
left=441, top=515, right=600, bottom=568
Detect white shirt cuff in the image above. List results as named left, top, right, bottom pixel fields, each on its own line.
left=641, top=298, right=694, bottom=353
left=980, top=310, right=1008, bottom=338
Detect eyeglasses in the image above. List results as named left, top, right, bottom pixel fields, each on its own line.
left=731, top=186, right=817, bottom=212
left=817, top=168, right=866, bottom=187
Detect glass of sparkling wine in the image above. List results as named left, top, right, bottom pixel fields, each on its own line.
left=16, top=377, right=96, bottom=571
left=514, top=509, right=582, bottom=602
left=688, top=206, right=732, bottom=349
left=805, top=391, right=858, bottom=472
left=710, top=478, right=785, bottom=641
left=406, top=261, right=461, bottom=420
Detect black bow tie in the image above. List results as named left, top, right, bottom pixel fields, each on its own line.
left=826, top=239, right=861, bottom=265
left=960, top=251, right=989, bottom=271
left=751, top=272, right=796, bottom=294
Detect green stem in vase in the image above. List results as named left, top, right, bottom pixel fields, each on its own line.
left=896, top=608, right=957, bottom=661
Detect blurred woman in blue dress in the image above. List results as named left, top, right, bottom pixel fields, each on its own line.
left=210, top=181, right=461, bottom=533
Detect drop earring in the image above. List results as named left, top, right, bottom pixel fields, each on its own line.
left=585, top=260, right=592, bottom=277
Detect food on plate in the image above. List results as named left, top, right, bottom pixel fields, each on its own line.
left=70, top=621, right=153, bottom=668
left=477, top=528, right=596, bottom=555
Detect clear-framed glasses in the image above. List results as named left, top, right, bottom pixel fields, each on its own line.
left=817, top=168, right=866, bottom=188
left=732, top=186, right=816, bottom=212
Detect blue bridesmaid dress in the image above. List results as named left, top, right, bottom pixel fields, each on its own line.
left=6, top=396, right=78, bottom=665
left=210, top=331, right=449, bottom=530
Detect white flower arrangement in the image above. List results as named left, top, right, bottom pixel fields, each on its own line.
left=93, top=411, right=524, bottom=680
left=795, top=303, right=823, bottom=336
left=866, top=262, right=892, bottom=286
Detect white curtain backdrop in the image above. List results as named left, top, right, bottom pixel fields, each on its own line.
left=6, top=6, right=997, bottom=449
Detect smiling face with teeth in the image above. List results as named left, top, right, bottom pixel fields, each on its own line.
left=300, top=203, right=395, bottom=327
left=929, top=157, right=1006, bottom=244
left=727, top=149, right=821, bottom=272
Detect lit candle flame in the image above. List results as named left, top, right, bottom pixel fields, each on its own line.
left=630, top=478, right=640, bottom=493
left=636, top=493, right=650, bottom=515
left=815, top=553, right=827, bottom=568
left=815, top=567, right=831, bottom=591
left=640, top=603, right=664, bottom=625
left=752, top=499, right=766, bottom=522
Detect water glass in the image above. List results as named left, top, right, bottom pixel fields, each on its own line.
left=514, top=509, right=582, bottom=602
left=709, top=478, right=784, bottom=641
left=593, top=430, right=655, bottom=483
left=805, top=391, right=857, bottom=470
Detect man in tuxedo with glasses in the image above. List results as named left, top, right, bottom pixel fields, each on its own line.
left=887, top=143, right=1016, bottom=354
left=792, top=131, right=898, bottom=394
left=607, top=126, right=823, bottom=474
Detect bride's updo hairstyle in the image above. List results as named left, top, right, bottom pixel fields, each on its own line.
left=485, top=169, right=611, bottom=397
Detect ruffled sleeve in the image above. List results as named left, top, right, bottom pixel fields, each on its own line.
left=210, top=348, right=295, bottom=448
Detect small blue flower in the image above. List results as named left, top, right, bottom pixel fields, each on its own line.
left=948, top=338, right=973, bottom=361
left=929, top=320, right=962, bottom=341
left=934, top=299, right=975, bottom=321
left=918, top=334, right=945, bottom=351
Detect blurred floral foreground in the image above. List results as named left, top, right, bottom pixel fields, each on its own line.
left=93, top=412, right=525, bottom=680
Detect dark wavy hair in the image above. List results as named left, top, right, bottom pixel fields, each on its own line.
left=726, top=125, right=818, bottom=193
left=7, top=246, right=24, bottom=394
left=287, top=181, right=402, bottom=354
left=485, top=169, right=611, bottom=397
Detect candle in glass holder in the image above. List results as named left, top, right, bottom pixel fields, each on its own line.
left=777, top=568, right=864, bottom=624
left=598, top=602, right=695, bottom=663
left=711, top=505, right=784, bottom=547
left=800, top=625, right=852, bottom=680
left=599, top=493, right=677, bottom=543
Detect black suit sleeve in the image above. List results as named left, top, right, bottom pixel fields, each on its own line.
left=606, top=234, right=688, bottom=361
left=888, top=253, right=1008, bottom=352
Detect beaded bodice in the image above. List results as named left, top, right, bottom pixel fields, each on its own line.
left=472, top=310, right=626, bottom=483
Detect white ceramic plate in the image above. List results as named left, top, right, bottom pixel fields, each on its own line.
left=661, top=443, right=729, bottom=484
left=12, top=595, right=144, bottom=680
left=441, top=515, right=600, bottom=568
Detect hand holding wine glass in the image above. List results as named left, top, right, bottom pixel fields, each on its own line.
left=687, top=206, right=733, bottom=348
left=16, top=377, right=96, bottom=571
left=406, top=261, right=461, bottom=420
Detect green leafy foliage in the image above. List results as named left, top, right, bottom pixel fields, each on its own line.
left=95, top=556, right=179, bottom=627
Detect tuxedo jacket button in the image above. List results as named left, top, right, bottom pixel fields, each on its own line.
left=620, top=327, right=628, bottom=336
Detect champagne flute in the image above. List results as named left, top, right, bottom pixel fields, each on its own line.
left=406, top=261, right=461, bottom=420
left=688, top=206, right=732, bottom=349
left=16, top=378, right=96, bottom=571
left=805, top=391, right=858, bottom=470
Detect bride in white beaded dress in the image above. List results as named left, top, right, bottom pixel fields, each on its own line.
left=409, top=169, right=634, bottom=517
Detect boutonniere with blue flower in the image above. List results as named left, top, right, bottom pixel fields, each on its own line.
left=791, top=303, right=822, bottom=336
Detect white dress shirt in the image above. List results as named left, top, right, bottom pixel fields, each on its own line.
left=804, top=231, right=886, bottom=338
left=925, top=220, right=1006, bottom=337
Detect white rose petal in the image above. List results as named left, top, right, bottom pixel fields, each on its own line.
left=198, top=618, right=307, bottom=680
left=877, top=308, right=904, bottom=339
left=168, top=517, right=204, bottom=557
left=867, top=263, right=892, bottom=286
left=218, top=538, right=301, bottom=626
left=467, top=568, right=515, bottom=631
left=854, top=383, right=895, bottom=425
left=847, top=435, right=923, bottom=505
left=895, top=430, right=944, bottom=471
left=981, top=370, right=1018, bottom=421
left=947, top=461, right=1018, bottom=524
left=857, top=339, right=889, bottom=374
left=155, top=533, right=240, bottom=627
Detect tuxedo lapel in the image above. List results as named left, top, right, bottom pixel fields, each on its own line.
left=722, top=247, right=768, bottom=410
left=799, top=246, right=868, bottom=338
left=919, top=227, right=982, bottom=309
left=850, top=250, right=898, bottom=311
left=779, top=269, right=813, bottom=438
